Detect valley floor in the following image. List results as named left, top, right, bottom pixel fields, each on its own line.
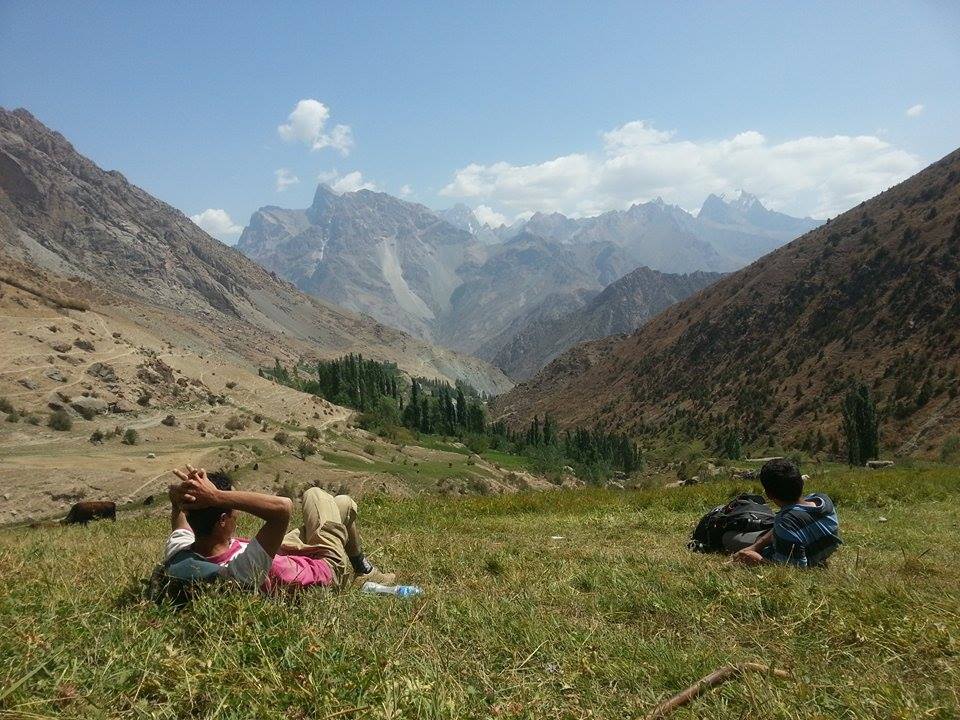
left=1, top=467, right=958, bottom=719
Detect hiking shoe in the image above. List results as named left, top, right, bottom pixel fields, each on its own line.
left=354, top=567, right=396, bottom=586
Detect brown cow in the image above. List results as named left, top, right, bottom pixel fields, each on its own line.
left=62, top=500, right=116, bottom=525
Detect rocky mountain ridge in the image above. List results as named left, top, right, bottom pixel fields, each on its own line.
left=492, top=193, right=820, bottom=272
left=0, top=107, right=512, bottom=394
left=238, top=186, right=817, bottom=362
left=239, top=193, right=638, bottom=356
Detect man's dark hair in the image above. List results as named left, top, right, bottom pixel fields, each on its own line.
left=186, top=471, right=233, bottom=536
left=759, top=459, right=803, bottom=503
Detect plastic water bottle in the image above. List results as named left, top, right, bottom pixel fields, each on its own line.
left=361, top=581, right=423, bottom=598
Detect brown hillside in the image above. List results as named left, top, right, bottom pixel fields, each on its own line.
left=493, top=149, right=960, bottom=457
left=0, top=107, right=511, bottom=395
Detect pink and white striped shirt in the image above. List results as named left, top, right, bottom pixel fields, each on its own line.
left=164, top=530, right=334, bottom=591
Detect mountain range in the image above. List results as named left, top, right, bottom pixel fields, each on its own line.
left=485, top=191, right=819, bottom=270
left=3, top=104, right=955, bottom=465
left=493, top=148, right=960, bottom=457
left=238, top=184, right=818, bottom=371
left=0, top=108, right=512, bottom=394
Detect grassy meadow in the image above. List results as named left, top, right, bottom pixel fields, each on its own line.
left=1, top=466, right=958, bottom=719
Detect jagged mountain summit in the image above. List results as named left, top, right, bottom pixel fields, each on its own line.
left=0, top=107, right=512, bottom=394
left=436, top=204, right=501, bottom=245
left=238, top=185, right=484, bottom=340
left=239, top=189, right=638, bottom=356
left=507, top=200, right=729, bottom=273
left=696, top=190, right=820, bottom=265
left=493, top=148, right=960, bottom=457
left=488, top=194, right=820, bottom=272
left=489, top=266, right=723, bottom=380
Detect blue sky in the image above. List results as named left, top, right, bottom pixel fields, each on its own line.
left=1, top=1, right=958, bottom=242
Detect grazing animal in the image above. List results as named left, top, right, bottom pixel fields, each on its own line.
left=62, top=500, right=116, bottom=525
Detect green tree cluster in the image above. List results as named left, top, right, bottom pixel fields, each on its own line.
left=265, top=358, right=643, bottom=481
left=842, top=381, right=879, bottom=466
left=267, top=355, right=401, bottom=413
left=401, top=380, right=485, bottom=436
left=497, top=415, right=642, bottom=477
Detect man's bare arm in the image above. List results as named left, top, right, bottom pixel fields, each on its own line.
left=176, top=470, right=292, bottom=557
left=730, top=530, right=774, bottom=565
left=168, top=479, right=190, bottom=532
left=748, top=529, right=773, bottom=551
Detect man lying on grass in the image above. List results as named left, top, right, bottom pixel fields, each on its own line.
left=164, top=466, right=394, bottom=592
left=731, top=458, right=842, bottom=568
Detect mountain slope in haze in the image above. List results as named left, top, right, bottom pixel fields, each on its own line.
left=497, top=194, right=820, bottom=273
left=0, top=107, right=512, bottom=394
left=472, top=288, right=600, bottom=366
left=494, top=149, right=960, bottom=457
left=436, top=231, right=636, bottom=355
left=239, top=187, right=485, bottom=340
left=490, top=266, right=723, bottom=380
left=696, top=191, right=820, bottom=265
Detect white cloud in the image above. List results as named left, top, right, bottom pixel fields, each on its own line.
left=190, top=208, right=242, bottom=239
left=399, top=184, right=413, bottom=198
left=316, top=169, right=338, bottom=185
left=275, top=168, right=300, bottom=192
left=441, top=120, right=922, bottom=219
left=278, top=99, right=353, bottom=154
left=318, top=169, right=377, bottom=194
left=473, top=204, right=509, bottom=228
left=906, top=103, right=924, bottom=118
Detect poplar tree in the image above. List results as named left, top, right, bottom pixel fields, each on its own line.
left=842, top=381, right=879, bottom=465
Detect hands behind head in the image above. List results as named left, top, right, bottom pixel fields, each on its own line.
left=169, top=464, right=219, bottom=510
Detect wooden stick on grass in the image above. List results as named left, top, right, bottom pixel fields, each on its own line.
left=391, top=599, right=430, bottom=656
left=643, top=662, right=791, bottom=720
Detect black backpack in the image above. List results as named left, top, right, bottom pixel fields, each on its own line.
left=688, top=493, right=775, bottom=553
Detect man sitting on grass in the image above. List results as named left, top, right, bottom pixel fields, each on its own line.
left=164, top=466, right=393, bottom=591
left=731, top=458, right=841, bottom=568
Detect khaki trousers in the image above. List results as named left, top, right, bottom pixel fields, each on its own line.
left=280, top=488, right=357, bottom=587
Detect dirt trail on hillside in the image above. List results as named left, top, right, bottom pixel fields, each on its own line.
left=0, top=286, right=350, bottom=522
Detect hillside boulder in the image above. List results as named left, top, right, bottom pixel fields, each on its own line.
left=44, top=368, right=67, bottom=383
left=71, top=397, right=109, bottom=416
left=87, top=363, right=117, bottom=383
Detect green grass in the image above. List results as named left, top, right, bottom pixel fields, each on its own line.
left=316, top=448, right=493, bottom=490
left=1, top=467, right=958, bottom=718
left=408, top=435, right=471, bottom=455
left=480, top=449, right=536, bottom=472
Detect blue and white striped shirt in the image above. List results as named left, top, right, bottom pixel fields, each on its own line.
left=762, top=493, right=841, bottom=568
